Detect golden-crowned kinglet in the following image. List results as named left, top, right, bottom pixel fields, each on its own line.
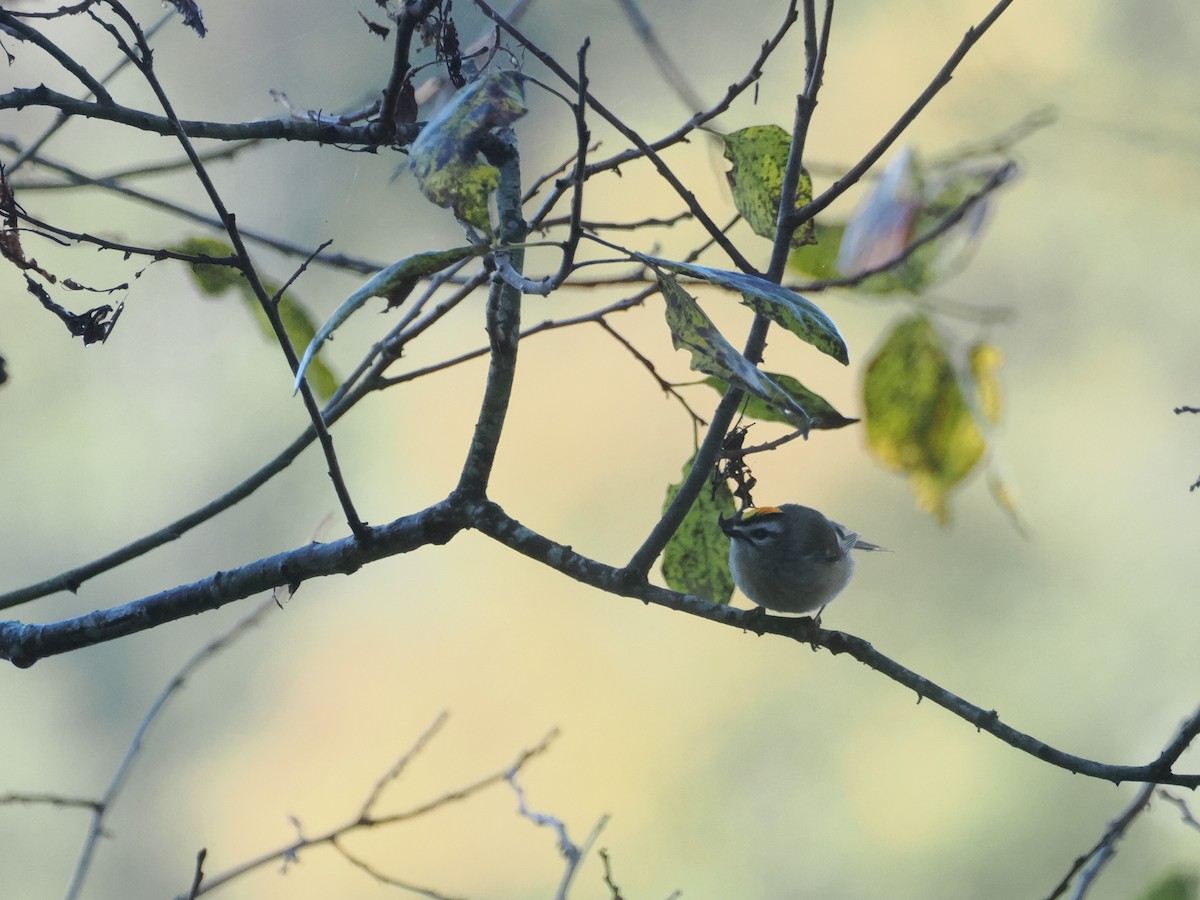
left=719, top=504, right=886, bottom=614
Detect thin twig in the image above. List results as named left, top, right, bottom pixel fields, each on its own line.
left=379, top=0, right=441, bottom=141
left=614, top=0, right=707, bottom=114
left=4, top=8, right=172, bottom=174
left=538, top=212, right=693, bottom=232
left=1043, top=783, right=1156, bottom=900
left=63, top=599, right=276, bottom=900
left=183, top=849, right=207, bottom=900
left=332, top=842, right=462, bottom=899
left=594, top=319, right=706, bottom=434
left=491, top=40, right=591, bottom=296
left=623, top=0, right=820, bottom=580
left=0, top=792, right=101, bottom=811
left=0, top=12, right=113, bottom=104
left=358, top=711, right=450, bottom=818
left=189, top=727, right=558, bottom=897
left=94, top=2, right=370, bottom=540
left=1157, top=790, right=1200, bottom=832
left=508, top=766, right=608, bottom=900
left=791, top=160, right=1018, bottom=292
left=270, top=239, right=334, bottom=304
left=786, top=0, right=1018, bottom=228
left=0, top=139, right=382, bottom=273
left=580, top=1, right=801, bottom=181
left=472, top=0, right=765, bottom=274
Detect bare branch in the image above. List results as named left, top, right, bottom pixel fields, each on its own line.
left=0, top=501, right=463, bottom=665
left=63, top=599, right=276, bottom=900
left=92, top=3, right=370, bottom=539
left=613, top=0, right=706, bottom=115
left=4, top=9, right=174, bottom=175
left=0, top=12, right=114, bottom=103
left=1157, top=790, right=1200, bottom=832
left=189, top=725, right=558, bottom=897
left=183, top=849, right=207, bottom=900
left=467, top=499, right=1200, bottom=789
left=1042, top=780, right=1161, bottom=900
left=358, top=711, right=450, bottom=819
left=379, top=0, right=440, bottom=140
left=791, top=160, right=1018, bottom=292
left=472, top=0, right=764, bottom=274
left=455, top=130, right=527, bottom=499
left=786, top=0, right=1018, bottom=228
left=0, top=792, right=101, bottom=811
left=0, top=86, right=399, bottom=146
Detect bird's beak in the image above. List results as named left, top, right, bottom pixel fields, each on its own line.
left=717, top=512, right=739, bottom=537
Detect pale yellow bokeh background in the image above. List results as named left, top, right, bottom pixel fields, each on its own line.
left=2, top=1, right=1199, bottom=898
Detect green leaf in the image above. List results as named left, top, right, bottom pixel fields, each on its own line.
left=639, top=254, right=848, bottom=365
left=1135, top=872, right=1199, bottom=900
left=789, top=222, right=846, bottom=280
left=177, top=236, right=243, bottom=293
left=174, top=237, right=339, bottom=400
left=409, top=70, right=527, bottom=234
left=863, top=314, right=984, bottom=522
left=702, top=374, right=858, bottom=430
left=658, top=271, right=812, bottom=432
left=268, top=298, right=338, bottom=400
left=720, top=124, right=815, bottom=248
left=660, top=453, right=736, bottom=603
left=293, top=245, right=488, bottom=393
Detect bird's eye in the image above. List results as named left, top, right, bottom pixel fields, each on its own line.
left=745, top=525, right=775, bottom=543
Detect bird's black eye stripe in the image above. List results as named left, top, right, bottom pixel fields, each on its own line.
left=744, top=525, right=776, bottom=543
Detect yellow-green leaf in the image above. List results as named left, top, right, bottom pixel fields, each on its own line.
left=864, top=315, right=984, bottom=522
left=174, top=237, right=339, bottom=400
left=721, top=124, right=815, bottom=248
left=293, top=245, right=488, bottom=393
left=1134, top=872, right=1199, bottom=900
left=177, top=236, right=243, bottom=294
left=969, top=341, right=1003, bottom=423
left=790, top=218, right=935, bottom=293
left=661, top=453, right=736, bottom=603
left=409, top=70, right=527, bottom=234
left=703, top=374, right=857, bottom=430
left=658, top=270, right=812, bottom=432
left=640, top=254, right=848, bottom=365
left=789, top=222, right=845, bottom=281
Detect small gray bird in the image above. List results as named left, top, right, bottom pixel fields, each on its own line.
left=719, top=504, right=886, bottom=614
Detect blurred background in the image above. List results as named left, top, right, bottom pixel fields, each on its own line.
left=2, top=0, right=1199, bottom=897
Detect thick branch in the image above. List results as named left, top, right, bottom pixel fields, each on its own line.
left=456, top=130, right=527, bottom=499
left=467, top=499, right=1200, bottom=789
left=0, top=501, right=464, bottom=667
left=3, top=494, right=1196, bottom=789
